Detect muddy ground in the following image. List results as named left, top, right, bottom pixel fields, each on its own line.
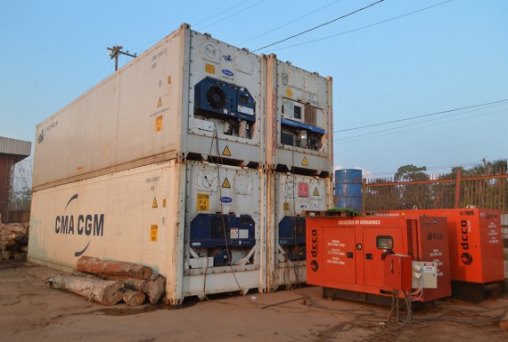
left=1, top=261, right=507, bottom=342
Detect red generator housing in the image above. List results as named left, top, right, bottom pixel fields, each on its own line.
left=306, top=214, right=451, bottom=304
left=384, top=209, right=505, bottom=300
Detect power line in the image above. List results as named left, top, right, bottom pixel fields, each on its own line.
left=334, top=106, right=507, bottom=143
left=272, top=0, right=454, bottom=52
left=252, top=0, right=385, bottom=52
left=131, top=1, right=259, bottom=52
left=193, top=0, right=252, bottom=27
left=237, top=0, right=342, bottom=46
left=333, top=98, right=508, bottom=134
left=199, top=0, right=267, bottom=30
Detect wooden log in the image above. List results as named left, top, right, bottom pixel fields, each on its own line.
left=122, top=278, right=146, bottom=291
left=47, top=274, right=123, bottom=306
left=122, top=289, right=146, bottom=307
left=76, top=256, right=153, bottom=279
left=500, top=311, right=508, bottom=331
left=143, top=274, right=166, bottom=304
left=107, top=274, right=166, bottom=304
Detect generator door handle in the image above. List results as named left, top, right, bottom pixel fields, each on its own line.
left=365, top=253, right=373, bottom=260
left=346, top=252, right=353, bottom=259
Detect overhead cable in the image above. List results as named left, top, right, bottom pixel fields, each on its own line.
left=334, top=98, right=508, bottom=134
left=272, top=0, right=454, bottom=51
left=252, top=0, right=385, bottom=52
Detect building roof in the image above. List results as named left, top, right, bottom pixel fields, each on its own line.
left=0, top=136, right=31, bottom=160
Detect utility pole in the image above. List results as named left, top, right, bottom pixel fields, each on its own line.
left=107, top=46, right=137, bottom=71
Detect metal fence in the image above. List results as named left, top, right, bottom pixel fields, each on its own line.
left=364, top=170, right=508, bottom=212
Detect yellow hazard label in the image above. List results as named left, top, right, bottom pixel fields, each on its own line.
left=157, top=97, right=162, bottom=108
left=285, top=87, right=293, bottom=98
left=302, top=157, right=309, bottom=166
left=222, top=178, right=231, bottom=189
left=283, top=202, right=290, bottom=211
left=152, top=197, right=158, bottom=208
left=222, top=145, right=231, bottom=157
left=313, top=187, right=320, bottom=197
left=205, top=63, right=216, bottom=74
left=197, top=193, right=209, bottom=211
left=155, top=115, right=163, bottom=132
left=150, top=224, right=158, bottom=242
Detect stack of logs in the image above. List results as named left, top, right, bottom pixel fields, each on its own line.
left=47, top=256, right=166, bottom=307
left=0, top=223, right=29, bottom=261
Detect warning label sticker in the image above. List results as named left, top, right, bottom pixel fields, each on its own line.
left=205, top=63, right=216, bottom=74
left=155, top=115, right=163, bottom=132
left=150, top=224, right=158, bottom=242
left=197, top=193, right=209, bottom=211
left=301, top=157, right=309, bottom=166
left=222, top=178, right=231, bottom=189
left=222, top=145, right=232, bottom=156
left=313, top=187, right=320, bottom=197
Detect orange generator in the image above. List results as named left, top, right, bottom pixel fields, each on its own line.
left=383, top=209, right=505, bottom=301
left=306, top=213, right=451, bottom=304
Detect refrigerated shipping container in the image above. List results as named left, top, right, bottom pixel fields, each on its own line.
left=29, top=160, right=266, bottom=304
left=33, top=24, right=264, bottom=191
left=265, top=54, right=333, bottom=176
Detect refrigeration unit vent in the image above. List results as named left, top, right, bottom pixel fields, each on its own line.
left=194, top=77, right=256, bottom=122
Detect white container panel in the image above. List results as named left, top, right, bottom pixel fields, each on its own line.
left=29, top=161, right=185, bottom=302
left=33, top=27, right=187, bottom=189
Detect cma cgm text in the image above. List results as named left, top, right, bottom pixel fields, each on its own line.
left=55, top=214, right=105, bottom=236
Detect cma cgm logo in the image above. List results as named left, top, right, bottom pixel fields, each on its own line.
left=54, top=193, right=105, bottom=257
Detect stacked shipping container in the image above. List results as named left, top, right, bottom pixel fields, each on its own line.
left=265, top=56, right=333, bottom=290
left=28, top=24, right=333, bottom=304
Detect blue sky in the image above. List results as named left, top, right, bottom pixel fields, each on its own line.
left=0, top=0, right=506, bottom=177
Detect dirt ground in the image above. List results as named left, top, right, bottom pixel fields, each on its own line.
left=1, top=261, right=508, bottom=342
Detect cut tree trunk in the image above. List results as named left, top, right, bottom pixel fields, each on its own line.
left=122, top=289, right=146, bottom=307
left=47, top=274, right=123, bottom=306
left=143, top=274, right=166, bottom=304
left=116, top=275, right=166, bottom=304
left=76, top=256, right=152, bottom=279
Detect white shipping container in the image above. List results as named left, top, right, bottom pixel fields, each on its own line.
left=265, top=55, right=333, bottom=176
left=29, top=160, right=266, bottom=304
left=266, top=173, right=332, bottom=290
left=33, top=24, right=264, bottom=190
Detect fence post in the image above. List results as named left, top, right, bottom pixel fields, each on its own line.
left=454, top=169, right=462, bottom=208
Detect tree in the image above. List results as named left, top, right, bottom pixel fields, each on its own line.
left=394, top=164, right=432, bottom=209
left=9, top=158, right=32, bottom=211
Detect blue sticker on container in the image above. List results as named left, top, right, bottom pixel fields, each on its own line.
left=222, top=69, right=234, bottom=77
left=220, top=196, right=233, bottom=203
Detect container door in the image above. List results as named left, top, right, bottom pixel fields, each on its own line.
left=322, top=226, right=356, bottom=285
